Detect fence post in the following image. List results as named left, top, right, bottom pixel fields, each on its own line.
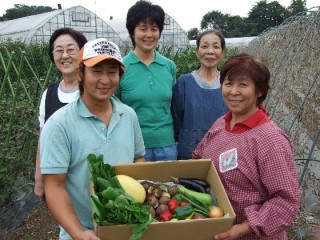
left=299, top=128, right=320, bottom=186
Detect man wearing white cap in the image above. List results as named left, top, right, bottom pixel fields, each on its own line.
left=40, top=38, right=145, bottom=240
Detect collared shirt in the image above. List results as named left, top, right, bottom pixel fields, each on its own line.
left=40, top=95, right=145, bottom=240
left=193, top=116, right=300, bottom=239
left=224, top=105, right=270, bottom=133
left=115, top=50, right=176, bottom=148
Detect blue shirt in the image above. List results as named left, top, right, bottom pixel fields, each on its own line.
left=40, top=95, right=145, bottom=240
left=171, top=71, right=228, bottom=159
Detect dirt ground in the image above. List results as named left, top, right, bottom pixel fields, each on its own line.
left=4, top=203, right=59, bottom=240
left=3, top=203, right=319, bottom=240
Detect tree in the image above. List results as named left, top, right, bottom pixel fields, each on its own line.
left=225, top=16, right=252, bottom=37
left=200, top=10, right=250, bottom=38
left=0, top=4, right=55, bottom=21
left=200, top=10, right=229, bottom=34
left=200, top=10, right=234, bottom=37
left=196, top=0, right=308, bottom=38
left=248, top=0, right=290, bottom=34
left=288, top=0, right=307, bottom=16
left=187, top=28, right=200, bottom=40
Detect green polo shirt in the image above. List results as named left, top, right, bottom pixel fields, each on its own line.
left=40, top=95, right=145, bottom=240
left=116, top=50, right=176, bottom=148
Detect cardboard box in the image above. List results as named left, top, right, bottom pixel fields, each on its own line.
left=94, top=159, right=235, bottom=240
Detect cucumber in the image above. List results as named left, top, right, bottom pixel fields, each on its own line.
left=178, top=185, right=213, bottom=206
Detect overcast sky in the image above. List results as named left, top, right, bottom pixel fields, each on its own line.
left=1, top=0, right=319, bottom=30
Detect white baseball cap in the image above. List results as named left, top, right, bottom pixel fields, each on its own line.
left=79, top=38, right=124, bottom=67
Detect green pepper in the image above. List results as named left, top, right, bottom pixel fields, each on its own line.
left=174, top=205, right=193, bottom=220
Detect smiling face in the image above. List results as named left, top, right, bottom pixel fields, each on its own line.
left=81, top=59, right=120, bottom=106
left=52, top=34, right=80, bottom=77
left=133, top=20, right=160, bottom=53
left=222, top=75, right=262, bottom=122
left=196, top=33, right=224, bottom=69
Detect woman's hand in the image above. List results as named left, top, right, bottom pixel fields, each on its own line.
left=35, top=133, right=45, bottom=200
left=34, top=174, right=45, bottom=200
left=213, top=221, right=253, bottom=240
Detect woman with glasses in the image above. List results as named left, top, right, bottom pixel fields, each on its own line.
left=34, top=27, right=87, bottom=200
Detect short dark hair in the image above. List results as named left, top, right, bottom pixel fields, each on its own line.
left=48, top=27, right=87, bottom=63
left=220, top=53, right=270, bottom=106
left=196, top=29, right=226, bottom=51
left=126, top=0, right=165, bottom=47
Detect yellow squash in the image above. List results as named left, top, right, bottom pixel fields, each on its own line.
left=116, top=175, right=146, bottom=203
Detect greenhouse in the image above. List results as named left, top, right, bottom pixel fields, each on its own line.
left=0, top=6, right=123, bottom=48
left=107, top=13, right=190, bottom=52
left=0, top=5, right=189, bottom=53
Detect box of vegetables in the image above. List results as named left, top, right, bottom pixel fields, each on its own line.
left=88, top=154, right=235, bottom=240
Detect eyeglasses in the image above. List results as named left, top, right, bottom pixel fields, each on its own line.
left=52, top=46, right=79, bottom=58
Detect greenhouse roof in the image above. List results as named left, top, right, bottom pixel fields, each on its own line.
left=107, top=15, right=189, bottom=51
left=0, top=6, right=123, bottom=46
left=107, top=19, right=130, bottom=42
left=0, top=6, right=189, bottom=52
left=0, top=11, right=60, bottom=36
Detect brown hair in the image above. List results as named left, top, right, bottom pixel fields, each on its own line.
left=220, top=53, right=270, bottom=106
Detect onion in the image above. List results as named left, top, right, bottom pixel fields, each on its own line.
left=208, top=206, right=224, bottom=218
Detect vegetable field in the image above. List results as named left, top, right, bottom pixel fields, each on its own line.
left=0, top=41, right=60, bottom=205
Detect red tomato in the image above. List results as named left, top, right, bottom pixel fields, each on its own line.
left=180, top=201, right=189, bottom=206
left=168, top=199, right=179, bottom=213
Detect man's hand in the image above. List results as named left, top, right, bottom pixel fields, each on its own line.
left=76, top=230, right=101, bottom=240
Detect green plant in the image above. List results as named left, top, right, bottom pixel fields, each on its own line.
left=0, top=40, right=59, bottom=206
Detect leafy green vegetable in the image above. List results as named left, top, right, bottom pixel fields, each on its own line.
left=96, top=177, right=110, bottom=191
left=87, top=154, right=153, bottom=240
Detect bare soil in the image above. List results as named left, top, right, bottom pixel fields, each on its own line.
left=3, top=203, right=59, bottom=240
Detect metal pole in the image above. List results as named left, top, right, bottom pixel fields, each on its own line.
left=299, top=128, right=320, bottom=186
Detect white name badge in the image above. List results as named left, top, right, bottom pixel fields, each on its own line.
left=219, top=148, right=238, bottom=173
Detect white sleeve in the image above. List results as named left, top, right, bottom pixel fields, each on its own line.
left=39, top=89, right=48, bottom=128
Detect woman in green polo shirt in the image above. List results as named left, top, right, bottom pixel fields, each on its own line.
left=116, top=1, right=177, bottom=161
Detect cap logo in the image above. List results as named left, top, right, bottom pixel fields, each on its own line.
left=81, top=38, right=124, bottom=67
left=91, top=40, right=121, bottom=60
